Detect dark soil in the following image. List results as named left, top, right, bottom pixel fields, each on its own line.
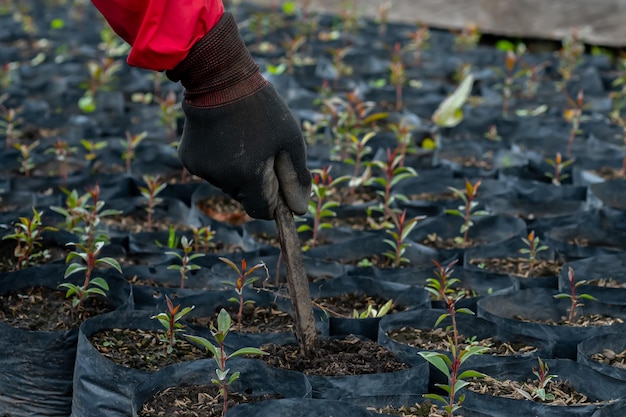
left=314, top=292, right=401, bottom=318
left=388, top=326, right=538, bottom=356
left=585, top=278, right=626, bottom=288
left=0, top=286, right=113, bottom=331
left=89, top=327, right=206, bottom=371
left=469, top=257, right=563, bottom=278
left=196, top=196, right=251, bottom=226
left=367, top=399, right=446, bottom=416
left=188, top=303, right=296, bottom=334
left=469, top=374, right=606, bottom=406
left=421, top=234, right=484, bottom=250
left=590, top=348, right=626, bottom=370
left=259, top=335, right=408, bottom=376
left=513, top=313, right=624, bottom=327
left=138, top=383, right=281, bottom=417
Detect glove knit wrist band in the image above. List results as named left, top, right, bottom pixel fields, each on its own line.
left=166, top=12, right=268, bottom=108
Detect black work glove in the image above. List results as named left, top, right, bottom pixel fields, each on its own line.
left=166, top=12, right=311, bottom=220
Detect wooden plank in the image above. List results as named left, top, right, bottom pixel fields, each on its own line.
left=241, top=0, right=626, bottom=47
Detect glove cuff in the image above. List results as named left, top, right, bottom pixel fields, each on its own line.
left=166, top=12, right=267, bottom=107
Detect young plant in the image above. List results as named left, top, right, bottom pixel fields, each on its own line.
left=192, top=225, right=216, bottom=252
left=0, top=105, right=23, bottom=149
left=610, top=110, right=626, bottom=177
left=519, top=230, right=548, bottom=277
left=56, top=184, right=123, bottom=308
left=388, top=42, right=407, bottom=111
left=563, top=90, right=585, bottom=157
left=557, top=27, right=584, bottom=88
left=554, top=266, right=597, bottom=323
left=139, top=175, right=167, bottom=229
left=445, top=178, right=489, bottom=247
left=352, top=298, right=393, bottom=319
left=365, top=147, right=418, bottom=226
left=344, top=131, right=375, bottom=198
left=121, top=130, right=148, bottom=174
left=432, top=73, right=475, bottom=128
left=516, top=357, right=557, bottom=402
left=219, top=257, right=267, bottom=330
left=166, top=236, right=204, bottom=289
left=545, top=152, right=575, bottom=186
left=405, top=23, right=430, bottom=65
left=454, top=22, right=481, bottom=51
left=382, top=209, right=424, bottom=268
left=78, top=56, right=122, bottom=113
left=493, top=48, right=528, bottom=115
left=328, top=46, right=354, bottom=88
left=185, top=308, right=268, bottom=417
left=80, top=138, right=108, bottom=162
left=14, top=140, right=39, bottom=177
left=155, top=90, right=182, bottom=143
left=424, top=259, right=462, bottom=303
left=45, top=139, right=78, bottom=183
left=151, top=295, right=195, bottom=354
left=2, top=208, right=56, bottom=270
left=297, top=166, right=348, bottom=249
left=419, top=259, right=488, bottom=417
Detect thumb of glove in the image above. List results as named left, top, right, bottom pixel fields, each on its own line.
left=271, top=151, right=311, bottom=216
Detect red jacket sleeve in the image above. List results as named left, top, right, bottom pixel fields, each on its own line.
left=90, top=0, right=224, bottom=71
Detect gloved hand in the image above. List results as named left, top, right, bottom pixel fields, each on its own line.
left=166, top=12, right=311, bottom=220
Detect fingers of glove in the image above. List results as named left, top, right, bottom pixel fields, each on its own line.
left=274, top=151, right=312, bottom=215
left=238, top=157, right=278, bottom=220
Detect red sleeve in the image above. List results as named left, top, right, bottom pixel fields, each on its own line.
left=90, top=0, right=224, bottom=71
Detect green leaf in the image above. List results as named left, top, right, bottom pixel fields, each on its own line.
left=434, top=313, right=450, bottom=328
left=432, top=73, right=474, bottom=127
left=64, top=263, right=87, bottom=278
left=418, top=352, right=451, bottom=378
left=228, top=371, right=241, bottom=385
left=84, top=287, right=108, bottom=298
left=230, top=347, right=269, bottom=358
left=185, top=334, right=218, bottom=356
left=458, top=370, right=486, bottom=380
left=97, top=257, right=122, bottom=273
left=553, top=294, right=570, bottom=299
left=216, top=308, right=231, bottom=333
left=218, top=257, right=240, bottom=275
left=423, top=393, right=448, bottom=406
left=455, top=307, right=475, bottom=316
left=579, top=294, right=597, bottom=301
left=90, top=277, right=109, bottom=291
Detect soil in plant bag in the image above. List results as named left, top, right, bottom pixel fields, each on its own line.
left=460, top=359, right=626, bottom=417
left=132, top=358, right=312, bottom=417
left=577, top=332, right=626, bottom=382
left=258, top=335, right=429, bottom=400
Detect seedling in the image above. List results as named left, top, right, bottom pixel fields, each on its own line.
left=424, top=259, right=462, bottom=303
left=219, top=257, right=267, bottom=330
left=484, top=125, right=502, bottom=142
left=445, top=178, right=489, bottom=247
left=155, top=224, right=181, bottom=249
left=405, top=23, right=430, bottom=65
left=609, top=110, right=626, bottom=176
left=516, top=358, right=557, bottom=402
left=557, top=27, right=584, bottom=88
left=139, top=175, right=167, bottom=229
left=166, top=236, right=204, bottom=289
left=185, top=309, right=268, bottom=417
left=155, top=91, right=182, bottom=143
left=78, top=56, right=122, bottom=113
left=121, top=130, right=148, bottom=174
left=365, top=147, right=417, bottom=226
left=390, top=119, right=419, bottom=166
left=328, top=46, right=354, bottom=88
left=151, top=295, right=195, bottom=354
left=554, top=266, right=597, bottom=323
left=454, top=22, right=481, bottom=51
left=420, top=259, right=488, bottom=417
left=492, top=48, right=528, bottom=115
left=45, top=139, right=78, bottom=183
left=79, top=139, right=108, bottom=162
left=375, top=0, right=392, bottom=35
left=14, top=140, right=39, bottom=177
left=55, top=185, right=122, bottom=308
left=563, top=90, right=586, bottom=157
left=519, top=231, right=548, bottom=277
left=344, top=131, right=375, bottom=198
left=192, top=225, right=216, bottom=252
left=388, top=42, right=407, bottom=110
left=297, top=166, right=348, bottom=248
left=545, top=152, right=574, bottom=186
left=0, top=105, right=23, bottom=149
left=352, top=299, right=393, bottom=319
left=382, top=209, right=424, bottom=268
left=2, top=208, right=56, bottom=270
